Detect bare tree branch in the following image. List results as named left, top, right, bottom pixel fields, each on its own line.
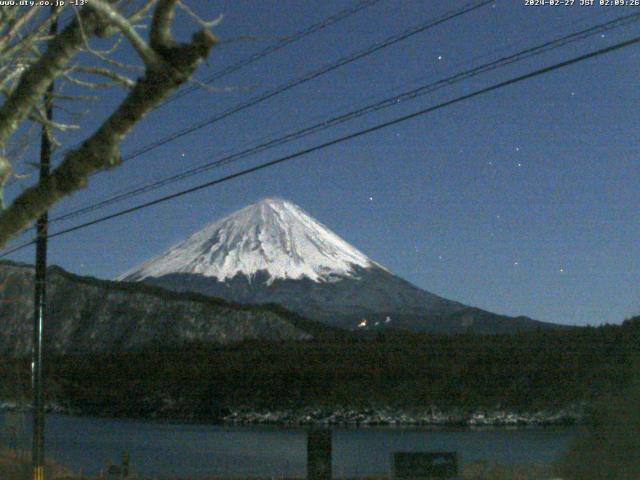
left=1, top=10, right=59, bottom=59
left=68, top=66, right=136, bottom=89
left=0, top=7, right=106, bottom=149
left=0, top=2, right=218, bottom=248
left=88, top=0, right=163, bottom=67
left=0, top=9, right=40, bottom=51
left=128, top=0, right=159, bottom=24
left=150, top=0, right=178, bottom=50
left=0, top=156, right=10, bottom=209
left=177, top=1, right=223, bottom=30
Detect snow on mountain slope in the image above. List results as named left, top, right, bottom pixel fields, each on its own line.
left=118, top=198, right=560, bottom=334
left=119, top=198, right=381, bottom=284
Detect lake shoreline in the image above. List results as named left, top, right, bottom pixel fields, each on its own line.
left=0, top=412, right=579, bottom=478
left=219, top=405, right=584, bottom=427
left=0, top=400, right=584, bottom=428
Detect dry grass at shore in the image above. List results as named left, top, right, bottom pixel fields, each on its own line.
left=0, top=449, right=565, bottom=480
left=0, top=449, right=76, bottom=480
left=462, top=461, right=558, bottom=479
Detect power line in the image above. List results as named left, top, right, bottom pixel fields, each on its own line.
left=28, top=0, right=384, bottom=170
left=42, top=0, right=494, bottom=222
left=120, top=0, right=494, bottom=162
left=26, top=0, right=493, bottom=224
left=51, top=0, right=491, bottom=168
left=164, top=0, right=385, bottom=105
left=3, top=33, right=638, bottom=258
left=47, top=11, right=640, bottom=225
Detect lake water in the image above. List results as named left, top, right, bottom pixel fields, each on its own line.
left=1, top=413, right=579, bottom=477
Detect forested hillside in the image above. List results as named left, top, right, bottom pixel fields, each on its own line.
left=2, top=318, right=637, bottom=422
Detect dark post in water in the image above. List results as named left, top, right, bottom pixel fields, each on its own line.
left=392, top=451, right=459, bottom=480
left=307, top=429, right=332, bottom=480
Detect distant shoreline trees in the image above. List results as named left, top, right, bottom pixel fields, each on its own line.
left=1, top=317, right=637, bottom=420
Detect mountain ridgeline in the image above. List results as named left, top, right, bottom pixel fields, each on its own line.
left=121, top=198, right=559, bottom=334
left=0, top=260, right=334, bottom=355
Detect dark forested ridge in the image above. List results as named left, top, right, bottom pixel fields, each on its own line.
left=0, top=260, right=343, bottom=355
left=0, top=259, right=561, bottom=356
left=1, top=317, right=637, bottom=422
left=143, top=266, right=561, bottom=334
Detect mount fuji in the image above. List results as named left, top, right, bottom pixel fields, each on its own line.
left=119, top=198, right=557, bottom=334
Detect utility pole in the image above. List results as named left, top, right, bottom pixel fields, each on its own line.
left=32, top=8, right=57, bottom=480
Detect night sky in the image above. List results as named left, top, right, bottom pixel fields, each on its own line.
left=4, top=0, right=640, bottom=327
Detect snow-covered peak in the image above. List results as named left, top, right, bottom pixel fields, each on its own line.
left=119, top=198, right=380, bottom=284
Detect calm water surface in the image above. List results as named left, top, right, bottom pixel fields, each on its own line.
left=2, top=413, right=579, bottom=477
